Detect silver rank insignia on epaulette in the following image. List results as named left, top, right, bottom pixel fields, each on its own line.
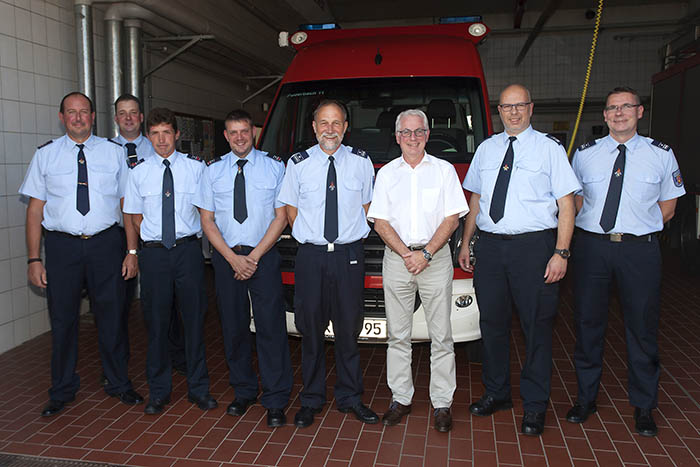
left=651, top=140, right=670, bottom=151
left=187, top=154, right=203, bottom=162
left=266, top=153, right=283, bottom=163
left=546, top=134, right=563, bottom=146
left=206, top=156, right=222, bottom=166
left=127, top=158, right=145, bottom=169
left=291, top=151, right=309, bottom=164
left=351, top=147, right=368, bottom=158
left=578, top=140, right=596, bottom=151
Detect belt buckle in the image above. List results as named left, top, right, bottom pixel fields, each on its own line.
left=80, top=234, right=91, bottom=240
left=327, top=243, right=335, bottom=252
left=609, top=233, right=623, bottom=243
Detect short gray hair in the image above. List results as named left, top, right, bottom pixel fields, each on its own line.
left=395, top=109, right=429, bottom=133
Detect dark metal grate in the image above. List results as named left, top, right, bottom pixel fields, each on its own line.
left=0, top=454, right=123, bottom=467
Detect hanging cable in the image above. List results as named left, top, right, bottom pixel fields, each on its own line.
left=567, top=0, right=604, bottom=157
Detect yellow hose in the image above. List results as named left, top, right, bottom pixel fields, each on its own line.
left=567, top=0, right=604, bottom=157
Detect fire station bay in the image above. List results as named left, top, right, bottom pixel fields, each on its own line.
left=1, top=0, right=699, bottom=466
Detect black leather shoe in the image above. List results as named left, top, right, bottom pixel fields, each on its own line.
left=382, top=401, right=412, bottom=426
left=41, top=397, right=74, bottom=417
left=112, top=389, right=144, bottom=406
left=267, top=408, right=286, bottom=427
left=100, top=373, right=109, bottom=386
left=144, top=397, right=170, bottom=415
left=172, top=363, right=187, bottom=376
left=469, top=395, right=513, bottom=416
left=566, top=402, right=597, bottom=423
left=338, top=403, right=379, bottom=424
left=294, top=406, right=322, bottom=428
left=434, top=407, right=452, bottom=432
left=634, top=408, right=657, bottom=437
left=188, top=393, right=218, bottom=410
left=521, top=411, right=546, bottom=436
left=226, top=398, right=256, bottom=416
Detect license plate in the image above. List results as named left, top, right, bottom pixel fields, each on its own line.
left=325, top=318, right=387, bottom=339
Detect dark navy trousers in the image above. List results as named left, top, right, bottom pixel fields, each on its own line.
left=139, top=239, right=210, bottom=399
left=212, top=246, right=292, bottom=409
left=44, top=225, right=132, bottom=401
left=294, top=241, right=365, bottom=409
left=473, top=230, right=560, bottom=413
left=573, top=231, right=661, bottom=409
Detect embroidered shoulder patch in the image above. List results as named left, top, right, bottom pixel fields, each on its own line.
left=546, top=134, right=563, bottom=146
left=351, top=147, right=369, bottom=158
left=578, top=140, right=596, bottom=151
left=187, top=154, right=203, bottom=162
left=107, top=138, right=122, bottom=146
left=651, top=140, right=671, bottom=151
left=291, top=151, right=310, bottom=164
left=266, top=153, right=283, bottom=163
left=127, top=158, right=145, bottom=169
left=206, top=156, right=222, bottom=166
left=672, top=169, right=684, bottom=187
left=37, top=140, right=53, bottom=149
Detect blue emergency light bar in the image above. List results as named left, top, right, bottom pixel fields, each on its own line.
left=299, top=23, right=340, bottom=31
left=439, top=16, right=483, bottom=24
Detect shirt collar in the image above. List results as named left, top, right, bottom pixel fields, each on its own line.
left=67, top=133, right=98, bottom=150
left=229, top=147, right=259, bottom=167
left=313, top=143, right=345, bottom=162
left=152, top=150, right=180, bottom=166
left=398, top=152, right=433, bottom=169
left=118, top=133, right=145, bottom=146
left=500, top=125, right=533, bottom=146
left=604, top=132, right=640, bottom=153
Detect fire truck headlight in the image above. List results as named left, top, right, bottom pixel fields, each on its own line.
left=291, top=31, right=308, bottom=45
left=455, top=295, right=473, bottom=308
left=468, top=23, right=487, bottom=37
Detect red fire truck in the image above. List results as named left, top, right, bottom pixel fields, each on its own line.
left=257, top=19, right=493, bottom=351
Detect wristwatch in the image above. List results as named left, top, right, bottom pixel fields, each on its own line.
left=127, top=249, right=138, bottom=256
left=554, top=248, right=570, bottom=259
left=422, top=248, right=433, bottom=262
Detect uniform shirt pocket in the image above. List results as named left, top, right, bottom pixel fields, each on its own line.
left=46, top=167, right=74, bottom=197
left=516, top=158, right=547, bottom=200
left=580, top=173, right=608, bottom=201
left=626, top=173, right=661, bottom=204
left=299, top=182, right=323, bottom=209
left=252, top=181, right=277, bottom=208
left=212, top=179, right=233, bottom=212
left=90, top=165, right=119, bottom=197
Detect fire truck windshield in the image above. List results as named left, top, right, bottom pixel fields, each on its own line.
left=259, top=77, right=488, bottom=164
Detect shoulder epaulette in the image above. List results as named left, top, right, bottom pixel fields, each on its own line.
left=266, top=153, right=283, bottom=163
left=291, top=151, right=310, bottom=165
left=187, top=154, right=203, bottom=162
left=578, top=140, right=596, bottom=151
left=107, top=138, right=122, bottom=146
left=351, top=147, right=368, bottom=158
left=484, top=133, right=493, bottom=140
left=127, top=158, right=145, bottom=169
left=37, top=140, right=53, bottom=149
left=206, top=156, right=222, bottom=166
left=546, top=134, right=563, bottom=146
left=651, top=140, right=671, bottom=151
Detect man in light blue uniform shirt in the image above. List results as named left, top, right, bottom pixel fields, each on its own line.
left=124, top=107, right=216, bottom=415
left=567, top=86, right=685, bottom=437
left=278, top=99, right=378, bottom=428
left=194, top=109, right=293, bottom=428
left=20, top=92, right=143, bottom=417
left=458, top=84, right=580, bottom=436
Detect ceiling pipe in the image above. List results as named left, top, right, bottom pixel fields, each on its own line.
left=124, top=19, right=143, bottom=104
left=74, top=0, right=96, bottom=130
left=105, top=17, right=122, bottom=137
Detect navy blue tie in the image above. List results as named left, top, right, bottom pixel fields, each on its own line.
left=162, top=159, right=176, bottom=249
left=76, top=144, right=89, bottom=215
left=599, top=144, right=626, bottom=233
left=125, top=142, right=138, bottom=167
left=489, top=136, right=516, bottom=223
left=234, top=159, right=248, bottom=223
left=324, top=155, right=338, bottom=243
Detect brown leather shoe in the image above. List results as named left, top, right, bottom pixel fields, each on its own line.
left=434, top=407, right=452, bottom=432
left=382, top=401, right=412, bottom=426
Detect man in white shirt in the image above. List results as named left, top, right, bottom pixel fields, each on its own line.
left=367, top=109, right=469, bottom=432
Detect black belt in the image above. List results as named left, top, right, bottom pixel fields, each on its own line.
left=299, top=240, right=361, bottom=252
left=49, top=224, right=117, bottom=240
left=231, top=245, right=254, bottom=253
left=478, top=228, right=555, bottom=241
left=142, top=235, right=198, bottom=248
left=576, top=228, right=656, bottom=243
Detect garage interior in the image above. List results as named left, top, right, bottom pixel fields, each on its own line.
left=0, top=0, right=699, bottom=465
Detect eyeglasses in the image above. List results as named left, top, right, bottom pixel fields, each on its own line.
left=604, top=103, right=640, bottom=113
left=397, top=128, right=428, bottom=138
left=498, top=102, right=531, bottom=112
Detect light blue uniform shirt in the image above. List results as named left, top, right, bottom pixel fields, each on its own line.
left=278, top=144, right=374, bottom=245
left=572, top=133, right=686, bottom=235
left=194, top=148, right=284, bottom=247
left=123, top=150, right=204, bottom=241
left=19, top=134, right=127, bottom=236
left=463, top=126, right=581, bottom=234
left=114, top=133, right=154, bottom=161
